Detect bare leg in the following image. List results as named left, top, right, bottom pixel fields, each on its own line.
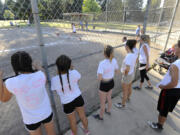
left=106, top=90, right=112, bottom=112
left=122, top=83, right=128, bottom=106
left=75, top=106, right=88, bottom=130
left=44, top=120, right=56, bottom=135
left=140, top=82, right=143, bottom=89
left=99, top=90, right=107, bottom=118
left=29, top=128, right=42, bottom=135
left=67, top=112, right=77, bottom=135
left=158, top=115, right=167, bottom=126
left=147, top=80, right=152, bottom=86
left=127, top=83, right=132, bottom=100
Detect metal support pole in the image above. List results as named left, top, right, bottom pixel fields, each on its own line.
left=30, top=0, right=62, bottom=134
left=163, top=0, right=180, bottom=52
left=155, top=4, right=164, bottom=43
left=122, top=2, right=126, bottom=33
left=105, top=0, right=108, bottom=31
left=143, top=0, right=152, bottom=34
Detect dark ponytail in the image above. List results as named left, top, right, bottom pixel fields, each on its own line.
left=67, top=70, right=71, bottom=90
left=59, top=73, right=64, bottom=93
left=126, top=40, right=137, bottom=52
left=56, top=55, right=72, bottom=93
left=11, top=51, right=35, bottom=75
left=104, top=45, right=113, bottom=61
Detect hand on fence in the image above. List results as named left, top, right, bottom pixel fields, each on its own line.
left=32, top=61, right=43, bottom=71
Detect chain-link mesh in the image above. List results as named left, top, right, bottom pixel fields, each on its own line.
left=0, top=0, right=180, bottom=134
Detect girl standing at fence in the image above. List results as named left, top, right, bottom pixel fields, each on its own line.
left=0, top=51, right=55, bottom=135
left=51, top=55, right=89, bottom=135
left=114, top=40, right=138, bottom=108
left=133, top=35, right=153, bottom=90
left=94, top=45, right=119, bottom=120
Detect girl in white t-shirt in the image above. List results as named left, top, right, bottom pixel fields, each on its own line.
left=0, top=51, right=55, bottom=135
left=51, top=55, right=89, bottom=135
left=134, top=35, right=152, bottom=90
left=72, top=23, right=76, bottom=33
left=115, top=40, right=137, bottom=108
left=94, top=45, right=119, bottom=120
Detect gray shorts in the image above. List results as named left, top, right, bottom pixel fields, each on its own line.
left=122, top=73, right=134, bottom=84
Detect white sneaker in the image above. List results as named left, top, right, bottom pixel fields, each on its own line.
left=114, top=103, right=125, bottom=109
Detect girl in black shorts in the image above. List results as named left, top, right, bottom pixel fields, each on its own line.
left=148, top=41, right=180, bottom=131
left=0, top=51, right=55, bottom=135
left=51, top=55, right=89, bottom=135
left=94, top=45, right=119, bottom=120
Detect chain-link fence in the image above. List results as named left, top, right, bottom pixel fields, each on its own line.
left=0, top=0, right=180, bottom=134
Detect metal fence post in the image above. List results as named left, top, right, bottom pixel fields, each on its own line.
left=163, top=0, right=180, bottom=52
left=143, top=0, right=152, bottom=34
left=30, top=0, right=62, bottom=134
left=105, top=0, right=108, bottom=31
left=154, top=3, right=165, bottom=43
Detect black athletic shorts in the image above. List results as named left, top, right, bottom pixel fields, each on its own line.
left=157, top=89, right=180, bottom=117
left=25, top=113, right=53, bottom=131
left=99, top=79, right=114, bottom=92
left=63, top=95, right=84, bottom=114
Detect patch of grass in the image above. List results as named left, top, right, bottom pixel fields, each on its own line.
left=0, top=20, right=169, bottom=32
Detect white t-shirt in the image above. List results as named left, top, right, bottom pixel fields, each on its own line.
left=73, top=25, right=76, bottom=32
left=133, top=47, right=139, bottom=56
left=157, top=59, right=180, bottom=88
left=139, top=43, right=150, bottom=64
left=97, top=58, right=119, bottom=79
left=5, top=71, right=52, bottom=124
left=121, top=53, right=137, bottom=75
left=51, top=70, right=81, bottom=104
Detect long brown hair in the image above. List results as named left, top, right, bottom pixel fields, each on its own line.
left=104, top=45, right=114, bottom=61
left=56, top=55, right=72, bottom=93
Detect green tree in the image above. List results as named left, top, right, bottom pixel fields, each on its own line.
left=3, top=9, right=14, bottom=19
left=38, top=0, right=63, bottom=20
left=126, top=0, right=143, bottom=10
left=7, top=0, right=33, bottom=23
left=97, top=0, right=107, bottom=11
left=108, top=0, right=123, bottom=11
left=151, top=0, right=161, bottom=9
left=0, top=0, right=3, bottom=19
left=82, top=0, right=101, bottom=13
left=71, top=0, right=83, bottom=12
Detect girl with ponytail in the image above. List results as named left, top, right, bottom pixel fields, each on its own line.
left=51, top=55, right=89, bottom=135
left=94, top=45, right=119, bottom=120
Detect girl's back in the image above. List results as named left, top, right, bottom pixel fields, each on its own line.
left=5, top=71, right=52, bottom=124
left=51, top=69, right=81, bottom=104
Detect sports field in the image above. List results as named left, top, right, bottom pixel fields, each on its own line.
left=0, top=25, right=172, bottom=134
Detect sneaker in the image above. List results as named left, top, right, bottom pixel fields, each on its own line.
left=147, top=121, right=163, bottom=131
left=145, top=86, right=153, bottom=90
left=133, top=86, right=141, bottom=90
left=80, top=125, right=90, bottom=135
left=114, top=103, right=125, bottom=109
left=105, top=109, right=111, bottom=115
left=93, top=114, right=103, bottom=120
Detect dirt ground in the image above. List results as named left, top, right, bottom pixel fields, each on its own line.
left=0, top=26, right=163, bottom=134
